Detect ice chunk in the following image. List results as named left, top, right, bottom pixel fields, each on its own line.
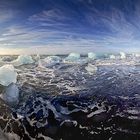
left=34, top=54, right=40, bottom=61
left=1, top=84, right=19, bottom=104
left=120, top=52, right=126, bottom=59
left=12, top=55, right=34, bottom=66
left=0, top=65, right=17, bottom=86
left=44, top=56, right=61, bottom=64
left=1, top=56, right=13, bottom=62
left=109, top=55, right=116, bottom=59
left=133, top=53, right=140, bottom=57
left=64, top=53, right=80, bottom=63
left=67, top=53, right=80, bottom=60
left=85, top=64, right=98, bottom=75
left=39, top=56, right=61, bottom=67
left=88, top=52, right=96, bottom=60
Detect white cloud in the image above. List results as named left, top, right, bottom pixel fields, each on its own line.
left=29, top=9, right=68, bottom=23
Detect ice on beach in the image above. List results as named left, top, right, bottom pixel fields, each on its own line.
left=1, top=56, right=13, bottom=62
left=67, top=53, right=80, bottom=60
left=85, top=64, right=98, bottom=75
left=120, top=52, right=126, bottom=59
left=88, top=52, right=96, bottom=60
left=132, top=53, right=140, bottom=57
left=39, top=56, right=61, bottom=67
left=1, top=84, right=19, bottom=104
left=94, top=53, right=106, bottom=59
left=64, top=53, right=80, bottom=63
left=0, top=65, right=17, bottom=86
left=12, top=55, right=34, bottom=66
left=109, top=55, right=116, bottom=59
left=44, top=56, right=61, bottom=63
left=34, top=54, right=40, bottom=61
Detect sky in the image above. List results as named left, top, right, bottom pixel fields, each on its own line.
left=0, top=0, right=140, bottom=54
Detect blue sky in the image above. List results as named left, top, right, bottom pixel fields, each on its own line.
left=0, top=0, right=140, bottom=54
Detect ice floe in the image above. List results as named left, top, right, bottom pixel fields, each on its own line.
left=0, top=65, right=17, bottom=86
left=34, top=54, right=40, bottom=61
left=1, top=56, right=13, bottom=62
left=64, top=53, right=80, bottom=63
left=85, top=64, right=98, bottom=75
left=88, top=52, right=96, bottom=60
left=120, top=52, right=126, bottom=59
left=109, top=55, right=116, bottom=59
left=132, top=53, right=140, bottom=57
left=12, top=55, right=34, bottom=66
left=1, top=84, right=19, bottom=104
left=39, top=56, right=61, bottom=67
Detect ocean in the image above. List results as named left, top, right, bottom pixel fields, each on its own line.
left=0, top=54, right=140, bottom=140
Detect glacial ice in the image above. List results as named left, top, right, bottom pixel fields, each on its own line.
left=88, top=52, right=96, bottom=60
left=34, top=54, right=40, bottom=61
left=85, top=64, right=98, bottom=75
left=12, top=55, right=34, bottom=66
left=1, top=56, right=13, bottom=62
left=64, top=53, right=80, bottom=63
left=39, top=56, right=61, bottom=67
left=0, top=65, right=17, bottom=86
left=44, top=56, right=61, bottom=63
left=120, top=52, right=126, bottom=59
left=133, top=53, right=140, bottom=57
left=1, top=84, right=19, bottom=104
left=109, top=55, right=116, bottom=59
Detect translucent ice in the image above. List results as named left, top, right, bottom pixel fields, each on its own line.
left=133, top=53, right=140, bottom=57
left=64, top=53, right=80, bottom=63
left=85, top=64, right=98, bottom=75
left=44, top=56, right=61, bottom=63
left=12, top=55, right=34, bottom=66
left=109, top=55, right=116, bottom=59
left=34, top=54, right=40, bottom=61
left=0, top=65, right=17, bottom=86
left=88, top=52, right=96, bottom=60
left=1, top=84, right=19, bottom=104
left=39, top=56, right=61, bottom=67
left=1, top=56, right=13, bottom=62
left=120, top=52, right=126, bottom=59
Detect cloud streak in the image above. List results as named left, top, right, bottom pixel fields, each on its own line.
left=0, top=0, right=140, bottom=54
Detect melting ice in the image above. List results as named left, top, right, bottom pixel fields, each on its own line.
left=64, top=53, right=80, bottom=63
left=12, top=55, right=34, bottom=66
left=39, top=56, right=61, bottom=67
left=0, top=64, right=17, bottom=86
left=88, top=52, right=96, bottom=60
